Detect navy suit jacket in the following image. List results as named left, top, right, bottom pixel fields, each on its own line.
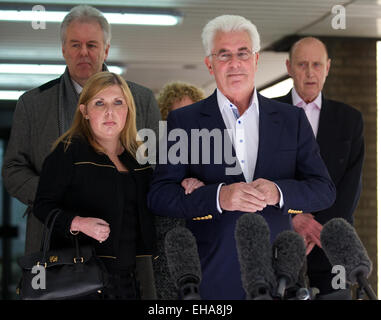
left=275, top=91, right=364, bottom=281
left=148, top=90, right=336, bottom=299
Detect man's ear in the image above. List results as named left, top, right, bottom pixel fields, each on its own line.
left=62, top=44, right=66, bottom=59
left=286, top=59, right=292, bottom=76
left=204, top=56, right=214, bottom=75
left=104, top=43, right=110, bottom=62
left=253, top=52, right=259, bottom=72
left=326, top=58, right=331, bottom=76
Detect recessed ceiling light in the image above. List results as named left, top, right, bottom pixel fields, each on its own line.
left=0, top=8, right=182, bottom=26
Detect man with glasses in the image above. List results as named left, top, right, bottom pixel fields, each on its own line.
left=148, top=15, right=336, bottom=299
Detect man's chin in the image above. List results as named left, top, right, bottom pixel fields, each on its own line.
left=74, top=71, right=95, bottom=84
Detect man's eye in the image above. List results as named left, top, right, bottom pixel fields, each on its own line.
left=238, top=52, right=249, bottom=58
left=219, top=53, right=232, bottom=60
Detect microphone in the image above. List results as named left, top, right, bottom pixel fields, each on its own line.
left=321, top=218, right=377, bottom=300
left=164, top=226, right=201, bottom=300
left=235, top=213, right=275, bottom=300
left=272, top=230, right=306, bottom=299
left=153, top=216, right=185, bottom=300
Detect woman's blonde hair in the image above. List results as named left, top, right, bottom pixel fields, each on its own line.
left=53, top=71, right=141, bottom=158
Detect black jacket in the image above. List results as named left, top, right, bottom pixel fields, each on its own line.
left=33, top=136, right=156, bottom=259
left=275, top=91, right=364, bottom=225
left=275, top=91, right=364, bottom=276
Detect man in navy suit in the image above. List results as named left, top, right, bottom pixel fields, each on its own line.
left=275, top=37, right=364, bottom=298
left=147, top=16, right=336, bottom=300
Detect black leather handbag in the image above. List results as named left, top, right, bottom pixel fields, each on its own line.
left=17, top=209, right=107, bottom=300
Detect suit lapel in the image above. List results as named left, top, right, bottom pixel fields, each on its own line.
left=197, top=91, right=227, bottom=134
left=254, top=94, right=283, bottom=179
left=316, top=96, right=335, bottom=147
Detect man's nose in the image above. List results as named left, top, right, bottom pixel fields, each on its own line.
left=306, top=63, right=313, bottom=77
left=80, top=44, right=89, bottom=56
left=228, top=54, right=242, bottom=67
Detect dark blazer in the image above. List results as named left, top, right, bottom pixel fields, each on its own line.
left=275, top=91, right=364, bottom=225
left=33, top=137, right=156, bottom=259
left=148, top=90, right=336, bottom=299
left=275, top=91, right=364, bottom=290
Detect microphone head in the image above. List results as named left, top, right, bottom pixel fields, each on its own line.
left=164, top=226, right=202, bottom=290
left=272, top=230, right=306, bottom=287
left=321, top=218, right=372, bottom=284
left=235, top=213, right=276, bottom=299
left=153, top=216, right=185, bottom=300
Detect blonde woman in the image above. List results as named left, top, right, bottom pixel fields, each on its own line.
left=33, top=72, right=156, bottom=299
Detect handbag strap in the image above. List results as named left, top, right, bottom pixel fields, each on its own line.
left=40, top=209, right=82, bottom=264
left=39, top=208, right=61, bottom=252
left=40, top=209, right=62, bottom=263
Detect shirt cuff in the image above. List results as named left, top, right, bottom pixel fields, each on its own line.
left=274, top=183, right=284, bottom=208
left=216, top=183, right=226, bottom=214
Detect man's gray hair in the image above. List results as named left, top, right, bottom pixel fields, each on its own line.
left=201, top=15, right=260, bottom=57
left=60, top=5, right=111, bottom=46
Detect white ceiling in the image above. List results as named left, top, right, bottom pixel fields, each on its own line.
left=0, top=0, right=380, bottom=97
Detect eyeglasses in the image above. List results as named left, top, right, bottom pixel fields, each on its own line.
left=209, top=50, right=255, bottom=62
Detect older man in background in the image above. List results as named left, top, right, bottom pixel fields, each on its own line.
left=275, top=37, right=364, bottom=298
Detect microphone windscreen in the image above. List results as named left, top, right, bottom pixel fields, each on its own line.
left=153, top=216, right=185, bottom=299
left=321, top=218, right=372, bottom=284
left=235, top=213, right=276, bottom=297
left=272, top=230, right=306, bottom=286
left=164, top=226, right=201, bottom=289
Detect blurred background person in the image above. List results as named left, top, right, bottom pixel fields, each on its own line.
left=33, top=72, right=156, bottom=300
left=157, top=81, right=205, bottom=120
left=154, top=80, right=205, bottom=299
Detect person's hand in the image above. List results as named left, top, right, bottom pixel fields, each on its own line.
left=250, top=178, right=280, bottom=206
left=292, top=213, right=322, bottom=255
left=181, top=177, right=205, bottom=195
left=70, top=216, right=110, bottom=243
left=219, top=182, right=267, bottom=212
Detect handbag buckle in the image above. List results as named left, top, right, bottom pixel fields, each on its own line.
left=74, top=257, right=84, bottom=264
left=36, top=261, right=47, bottom=268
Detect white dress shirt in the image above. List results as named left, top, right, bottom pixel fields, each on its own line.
left=217, top=88, right=259, bottom=183
left=215, top=89, right=283, bottom=212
